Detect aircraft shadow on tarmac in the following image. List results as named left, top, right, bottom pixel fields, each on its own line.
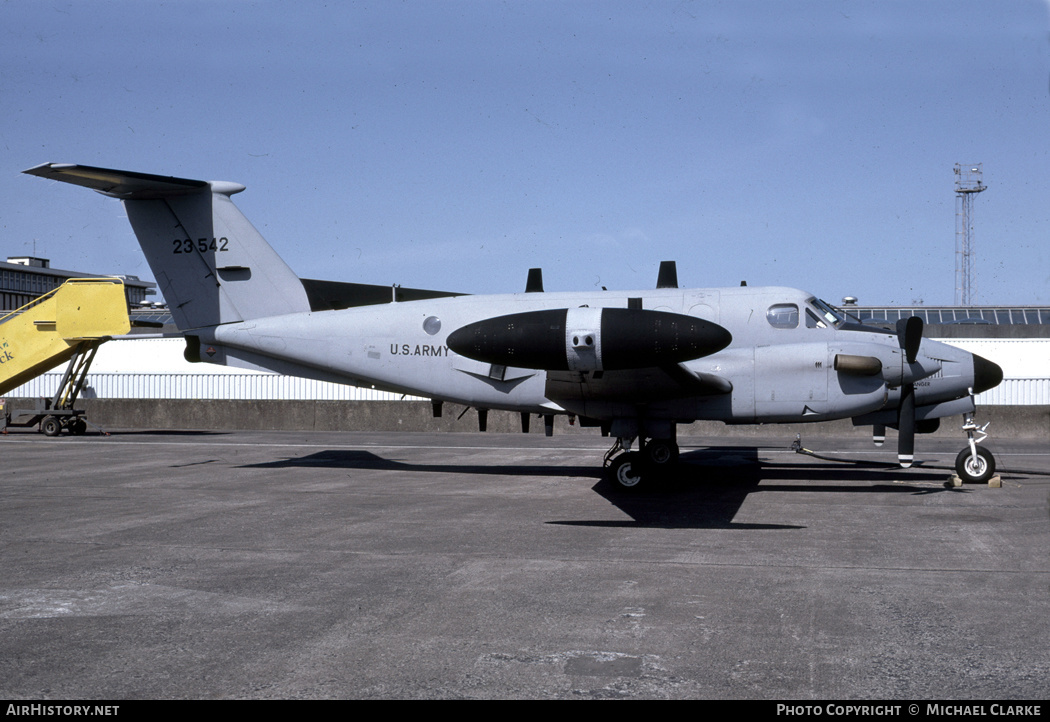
left=240, top=449, right=598, bottom=479
left=580, top=447, right=960, bottom=530
left=240, top=445, right=960, bottom=530
left=118, top=429, right=232, bottom=437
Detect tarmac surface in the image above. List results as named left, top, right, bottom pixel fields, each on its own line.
left=1, top=429, right=1048, bottom=700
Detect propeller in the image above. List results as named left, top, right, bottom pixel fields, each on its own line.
left=897, top=381, right=915, bottom=467
left=895, top=316, right=923, bottom=467
left=897, top=316, right=922, bottom=365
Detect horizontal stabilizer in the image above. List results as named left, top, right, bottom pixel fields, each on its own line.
left=300, top=278, right=464, bottom=311
left=22, top=163, right=226, bottom=199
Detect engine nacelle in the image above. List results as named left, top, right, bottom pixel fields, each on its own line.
left=446, top=307, right=732, bottom=372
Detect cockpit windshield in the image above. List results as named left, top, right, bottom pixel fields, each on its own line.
left=806, top=297, right=846, bottom=329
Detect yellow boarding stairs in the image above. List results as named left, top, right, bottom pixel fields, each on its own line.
left=0, top=278, right=131, bottom=435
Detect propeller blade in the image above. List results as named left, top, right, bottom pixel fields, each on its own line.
left=873, top=424, right=886, bottom=447
left=896, top=316, right=923, bottom=365
left=893, top=315, right=921, bottom=467
left=898, top=383, right=915, bottom=467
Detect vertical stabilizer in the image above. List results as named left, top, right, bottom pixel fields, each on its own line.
left=23, top=163, right=310, bottom=331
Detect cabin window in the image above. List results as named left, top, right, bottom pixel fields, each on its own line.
left=766, top=303, right=799, bottom=329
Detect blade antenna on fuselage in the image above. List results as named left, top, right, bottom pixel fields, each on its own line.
left=525, top=268, right=544, bottom=293
left=656, top=261, right=678, bottom=289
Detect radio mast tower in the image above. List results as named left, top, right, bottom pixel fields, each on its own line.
left=954, top=163, right=986, bottom=306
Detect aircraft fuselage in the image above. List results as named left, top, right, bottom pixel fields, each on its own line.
left=198, top=285, right=985, bottom=429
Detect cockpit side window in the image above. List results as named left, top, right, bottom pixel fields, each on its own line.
left=767, top=303, right=799, bottom=329
left=807, top=297, right=845, bottom=329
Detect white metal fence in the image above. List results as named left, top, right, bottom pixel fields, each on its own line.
left=971, top=378, right=1050, bottom=406
left=5, top=371, right=1045, bottom=405
left=6, top=372, right=424, bottom=401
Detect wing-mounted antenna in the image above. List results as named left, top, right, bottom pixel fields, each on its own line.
left=656, top=261, right=678, bottom=289
left=525, top=268, right=544, bottom=293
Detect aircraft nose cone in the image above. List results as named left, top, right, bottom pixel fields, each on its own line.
left=972, top=353, right=1003, bottom=394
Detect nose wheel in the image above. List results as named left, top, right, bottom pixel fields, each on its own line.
left=954, top=415, right=996, bottom=483
left=955, top=445, right=995, bottom=483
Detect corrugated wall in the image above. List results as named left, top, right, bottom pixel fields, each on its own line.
left=9, top=372, right=1047, bottom=406
left=969, top=379, right=1050, bottom=406
left=4, top=336, right=1046, bottom=405
left=7, top=372, right=424, bottom=401
left=936, top=337, right=1049, bottom=405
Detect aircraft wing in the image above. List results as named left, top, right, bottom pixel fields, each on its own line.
left=545, top=363, right=732, bottom=407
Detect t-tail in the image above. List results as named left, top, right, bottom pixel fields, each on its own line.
left=22, top=163, right=310, bottom=332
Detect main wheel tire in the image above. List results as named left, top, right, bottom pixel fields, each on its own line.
left=41, top=416, right=62, bottom=437
left=646, top=439, right=679, bottom=466
left=610, top=452, right=645, bottom=490
left=954, top=445, right=995, bottom=483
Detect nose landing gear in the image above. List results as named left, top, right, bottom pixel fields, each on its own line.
left=954, top=415, right=996, bottom=483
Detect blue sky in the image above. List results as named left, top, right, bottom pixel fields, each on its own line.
left=3, top=0, right=1049, bottom=306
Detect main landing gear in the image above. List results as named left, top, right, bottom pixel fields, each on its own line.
left=604, top=436, right=680, bottom=490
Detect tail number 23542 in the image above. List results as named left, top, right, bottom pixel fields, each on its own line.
left=173, top=238, right=229, bottom=254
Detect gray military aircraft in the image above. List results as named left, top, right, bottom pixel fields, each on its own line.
left=24, top=163, right=1003, bottom=488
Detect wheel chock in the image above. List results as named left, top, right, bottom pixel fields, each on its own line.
left=946, top=474, right=1001, bottom=488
